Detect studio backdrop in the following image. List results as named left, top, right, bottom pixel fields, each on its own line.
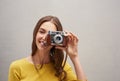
left=0, top=0, right=120, bottom=81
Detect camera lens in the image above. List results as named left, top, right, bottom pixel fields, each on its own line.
left=54, top=34, right=63, bottom=44
left=56, top=36, right=61, bottom=41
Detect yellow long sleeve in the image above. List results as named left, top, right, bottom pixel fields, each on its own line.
left=8, top=58, right=86, bottom=81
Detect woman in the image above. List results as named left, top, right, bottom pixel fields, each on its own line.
left=8, top=15, right=87, bottom=81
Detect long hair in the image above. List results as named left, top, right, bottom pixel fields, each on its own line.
left=31, top=15, right=67, bottom=81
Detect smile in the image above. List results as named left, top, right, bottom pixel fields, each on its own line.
left=39, top=40, right=47, bottom=48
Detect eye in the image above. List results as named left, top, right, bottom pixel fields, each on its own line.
left=39, top=30, right=45, bottom=34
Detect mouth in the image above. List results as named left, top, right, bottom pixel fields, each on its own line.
left=39, top=40, right=48, bottom=48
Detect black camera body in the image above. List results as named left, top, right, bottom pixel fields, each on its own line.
left=46, top=31, right=67, bottom=47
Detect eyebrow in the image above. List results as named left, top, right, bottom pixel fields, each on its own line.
left=39, top=28, right=46, bottom=31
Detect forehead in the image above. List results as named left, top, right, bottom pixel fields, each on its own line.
left=40, top=21, right=57, bottom=31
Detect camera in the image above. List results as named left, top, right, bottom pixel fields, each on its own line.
left=46, top=31, right=68, bottom=46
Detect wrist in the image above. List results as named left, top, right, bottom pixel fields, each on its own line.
left=69, top=54, right=79, bottom=64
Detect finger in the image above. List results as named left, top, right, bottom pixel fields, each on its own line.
left=65, top=32, right=72, bottom=42
left=69, top=32, right=79, bottom=42
left=64, top=31, right=79, bottom=42
left=70, top=32, right=75, bottom=41
left=69, top=32, right=76, bottom=42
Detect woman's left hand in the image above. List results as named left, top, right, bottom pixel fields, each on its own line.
left=55, top=32, right=79, bottom=59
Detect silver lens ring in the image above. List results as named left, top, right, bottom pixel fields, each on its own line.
left=54, top=34, right=63, bottom=44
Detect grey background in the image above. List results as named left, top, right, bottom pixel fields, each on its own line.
left=0, top=0, right=120, bottom=81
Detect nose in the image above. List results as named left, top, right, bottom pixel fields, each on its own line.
left=42, top=34, right=48, bottom=41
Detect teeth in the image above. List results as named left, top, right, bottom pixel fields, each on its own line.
left=41, top=42, right=44, bottom=45
left=40, top=41, right=47, bottom=46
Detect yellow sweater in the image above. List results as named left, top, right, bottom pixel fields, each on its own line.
left=8, top=58, right=83, bottom=81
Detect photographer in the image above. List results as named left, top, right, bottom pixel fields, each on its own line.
left=8, top=15, right=87, bottom=81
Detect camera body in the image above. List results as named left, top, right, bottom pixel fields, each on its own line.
left=46, top=31, right=67, bottom=47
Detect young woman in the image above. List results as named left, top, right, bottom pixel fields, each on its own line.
left=8, top=15, right=87, bottom=81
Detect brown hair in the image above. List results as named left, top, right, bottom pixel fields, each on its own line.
left=31, top=15, right=67, bottom=81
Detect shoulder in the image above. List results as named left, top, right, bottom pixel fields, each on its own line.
left=8, top=58, right=26, bottom=80
left=9, top=58, right=26, bottom=70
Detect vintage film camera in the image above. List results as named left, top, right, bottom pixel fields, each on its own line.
left=46, top=31, right=68, bottom=47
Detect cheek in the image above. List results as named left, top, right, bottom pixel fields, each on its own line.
left=35, top=33, right=41, bottom=42
left=36, top=34, right=39, bottom=40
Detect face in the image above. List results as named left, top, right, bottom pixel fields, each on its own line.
left=36, top=21, right=57, bottom=50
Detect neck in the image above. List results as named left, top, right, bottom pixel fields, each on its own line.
left=32, top=49, right=51, bottom=64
